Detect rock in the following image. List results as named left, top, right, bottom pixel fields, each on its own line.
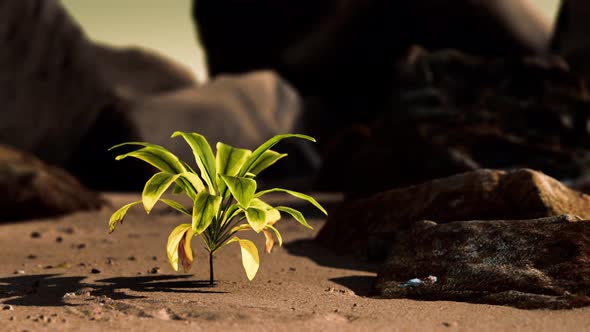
left=2, top=305, right=13, bottom=311
left=30, top=232, right=41, bottom=239
left=0, top=145, right=103, bottom=221
left=194, top=0, right=551, bottom=140
left=91, top=268, right=101, bottom=274
left=316, top=169, right=590, bottom=258
left=92, top=43, right=196, bottom=100
left=375, top=215, right=590, bottom=309
left=149, top=267, right=161, bottom=274
left=0, top=0, right=117, bottom=165
left=552, top=0, right=590, bottom=79
left=317, top=47, right=590, bottom=194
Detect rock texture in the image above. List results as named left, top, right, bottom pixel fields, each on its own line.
left=317, top=47, right=590, bottom=194
left=0, top=145, right=103, bottom=221
left=374, top=215, right=590, bottom=309
left=316, top=169, right=590, bottom=258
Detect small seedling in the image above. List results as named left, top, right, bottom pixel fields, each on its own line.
left=108, top=131, right=326, bottom=284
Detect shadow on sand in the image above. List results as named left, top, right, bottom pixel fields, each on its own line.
left=0, top=274, right=224, bottom=307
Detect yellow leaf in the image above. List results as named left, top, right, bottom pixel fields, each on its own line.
left=262, top=229, right=275, bottom=253
left=228, top=237, right=259, bottom=280
left=166, top=224, right=194, bottom=272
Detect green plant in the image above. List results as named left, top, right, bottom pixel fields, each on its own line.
left=108, top=131, right=326, bottom=284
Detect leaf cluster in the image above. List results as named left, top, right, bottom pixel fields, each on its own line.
left=108, top=132, right=326, bottom=280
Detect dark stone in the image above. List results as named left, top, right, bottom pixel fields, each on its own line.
left=193, top=0, right=551, bottom=140
left=316, top=169, right=590, bottom=258
left=317, top=47, right=590, bottom=195
left=90, top=268, right=101, bottom=274
left=0, top=145, right=103, bottom=222
left=375, top=215, right=590, bottom=309
left=552, top=0, right=590, bottom=79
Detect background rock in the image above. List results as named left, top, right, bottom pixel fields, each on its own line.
left=0, top=145, right=103, bottom=221
left=317, top=47, right=590, bottom=195
left=375, top=215, right=590, bottom=309
left=316, top=169, right=590, bottom=259
left=193, top=0, right=551, bottom=141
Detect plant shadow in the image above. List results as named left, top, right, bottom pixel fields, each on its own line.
left=329, top=275, right=377, bottom=297
left=284, top=239, right=379, bottom=273
left=0, top=274, right=224, bottom=307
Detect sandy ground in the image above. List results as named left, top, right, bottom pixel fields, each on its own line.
left=1, top=193, right=589, bottom=332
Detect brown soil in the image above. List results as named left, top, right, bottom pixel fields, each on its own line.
left=0, top=194, right=589, bottom=331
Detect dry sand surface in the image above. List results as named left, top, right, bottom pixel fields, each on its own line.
left=1, top=194, right=589, bottom=331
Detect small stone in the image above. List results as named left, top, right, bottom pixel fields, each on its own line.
left=60, top=227, right=74, bottom=234
left=55, top=237, right=63, bottom=243
left=90, top=268, right=101, bottom=274
left=76, top=244, right=86, bottom=249
left=443, top=321, right=458, bottom=327
left=9, top=316, right=14, bottom=321
left=26, top=255, right=37, bottom=259
left=128, top=256, right=136, bottom=261
left=152, top=256, right=157, bottom=261
left=2, top=305, right=13, bottom=311
left=14, top=270, right=25, bottom=275
left=288, top=267, right=296, bottom=272
left=106, top=257, right=115, bottom=265
left=30, top=232, right=41, bottom=239
left=44, top=265, right=53, bottom=269
left=149, top=267, right=161, bottom=274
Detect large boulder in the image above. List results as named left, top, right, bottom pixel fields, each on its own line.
left=193, top=0, right=552, bottom=139
left=375, top=215, right=590, bottom=309
left=316, top=169, right=590, bottom=259
left=0, top=145, right=103, bottom=221
left=317, top=47, right=590, bottom=194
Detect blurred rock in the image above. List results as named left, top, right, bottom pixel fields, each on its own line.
left=0, top=145, right=103, bottom=221
left=316, top=169, right=590, bottom=259
left=317, top=47, right=590, bottom=194
left=375, top=215, right=590, bottom=309
left=193, top=0, right=551, bottom=139
left=552, top=0, right=590, bottom=78
left=92, top=44, right=197, bottom=100
left=0, top=0, right=115, bottom=165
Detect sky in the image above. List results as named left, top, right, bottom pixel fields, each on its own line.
left=61, top=0, right=561, bottom=83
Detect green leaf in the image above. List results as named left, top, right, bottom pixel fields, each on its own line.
left=222, top=204, right=243, bottom=227
left=111, top=143, right=186, bottom=174
left=142, top=172, right=180, bottom=213
left=160, top=199, right=191, bottom=216
left=172, top=184, right=184, bottom=195
left=108, top=200, right=141, bottom=233
left=166, top=224, right=194, bottom=272
left=221, top=175, right=257, bottom=208
left=248, top=150, right=288, bottom=176
left=265, top=225, right=283, bottom=247
left=216, top=142, right=252, bottom=177
left=239, top=134, right=315, bottom=176
left=192, top=192, right=222, bottom=234
left=250, top=198, right=281, bottom=226
left=178, top=172, right=206, bottom=193
left=171, top=131, right=217, bottom=194
left=227, top=237, right=259, bottom=281
left=255, top=188, right=327, bottom=215
left=275, top=206, right=313, bottom=230
left=245, top=207, right=267, bottom=233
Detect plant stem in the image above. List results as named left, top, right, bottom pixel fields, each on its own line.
left=209, top=251, right=214, bottom=285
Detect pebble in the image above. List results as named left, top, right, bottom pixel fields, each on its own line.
left=2, top=305, right=13, bottom=311
left=106, top=257, right=115, bottom=265
left=55, top=237, right=63, bottom=243
left=30, top=232, right=41, bottom=239
left=60, top=227, right=75, bottom=234
left=128, top=256, right=136, bottom=261
left=149, top=267, right=161, bottom=274
left=26, top=255, right=37, bottom=259
left=152, top=256, right=158, bottom=261
left=13, top=270, right=25, bottom=275
left=76, top=244, right=86, bottom=249
left=91, top=268, right=101, bottom=274
left=443, top=321, right=459, bottom=327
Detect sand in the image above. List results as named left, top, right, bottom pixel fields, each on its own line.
left=0, top=193, right=589, bottom=331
